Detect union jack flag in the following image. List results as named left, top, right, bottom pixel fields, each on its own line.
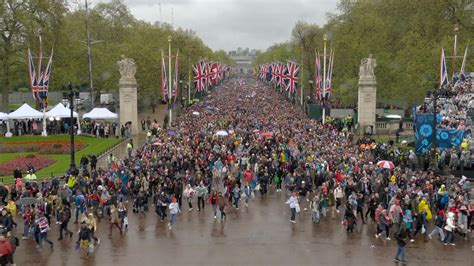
left=161, top=50, right=168, bottom=100
left=279, top=63, right=287, bottom=89
left=285, top=62, right=299, bottom=94
left=210, top=62, right=219, bottom=86
left=205, top=62, right=212, bottom=90
left=40, top=49, right=53, bottom=101
left=270, top=63, right=278, bottom=83
left=193, top=61, right=206, bottom=92
left=28, top=48, right=38, bottom=101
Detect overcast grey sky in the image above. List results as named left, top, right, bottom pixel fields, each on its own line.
left=89, top=0, right=339, bottom=51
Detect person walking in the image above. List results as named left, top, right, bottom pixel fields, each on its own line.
left=86, top=213, right=100, bottom=245
left=108, top=205, right=122, bottom=236
left=394, top=223, right=408, bottom=264
left=168, top=197, right=180, bottom=230
left=428, top=210, right=445, bottom=242
left=77, top=221, right=92, bottom=258
left=217, top=192, right=227, bottom=221
left=208, top=192, right=218, bottom=219
left=196, top=182, right=208, bottom=212
left=344, top=204, right=357, bottom=233
left=57, top=206, right=73, bottom=240
left=443, top=211, right=456, bottom=246
left=243, top=183, right=252, bottom=208
left=183, top=184, right=195, bottom=212
left=34, top=212, right=53, bottom=249
left=232, top=183, right=241, bottom=210
left=286, top=192, right=299, bottom=224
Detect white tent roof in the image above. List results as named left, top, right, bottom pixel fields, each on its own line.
left=83, top=107, right=118, bottom=120
left=46, top=103, right=78, bottom=118
left=7, top=103, right=44, bottom=119
left=0, top=112, right=8, bottom=120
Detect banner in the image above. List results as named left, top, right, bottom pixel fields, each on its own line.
left=415, top=114, right=469, bottom=153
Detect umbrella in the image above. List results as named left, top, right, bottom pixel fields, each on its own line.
left=261, top=132, right=273, bottom=137
left=377, top=160, right=395, bottom=169
left=215, top=130, right=229, bottom=136
left=192, top=111, right=200, bottom=116
left=166, top=130, right=177, bottom=135
left=152, top=141, right=164, bottom=146
left=15, top=197, right=37, bottom=206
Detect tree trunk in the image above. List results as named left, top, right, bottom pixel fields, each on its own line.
left=1, top=60, right=9, bottom=112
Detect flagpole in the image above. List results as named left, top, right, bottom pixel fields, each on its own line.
left=188, top=52, right=191, bottom=105
left=168, top=35, right=172, bottom=128
left=452, top=24, right=459, bottom=77
left=300, top=47, right=304, bottom=106
left=322, top=33, right=328, bottom=124
left=38, top=34, right=48, bottom=137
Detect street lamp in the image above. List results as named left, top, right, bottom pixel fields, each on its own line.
left=428, top=83, right=448, bottom=172
left=67, top=81, right=80, bottom=176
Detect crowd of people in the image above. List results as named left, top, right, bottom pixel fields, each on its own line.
left=0, top=77, right=471, bottom=264
left=417, top=75, right=473, bottom=131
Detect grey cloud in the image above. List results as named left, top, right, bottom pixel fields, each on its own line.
left=93, top=0, right=339, bottom=50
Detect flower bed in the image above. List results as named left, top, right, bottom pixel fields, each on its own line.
left=0, top=155, right=56, bottom=176
left=0, top=140, right=86, bottom=154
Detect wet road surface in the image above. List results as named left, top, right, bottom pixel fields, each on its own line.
left=14, top=188, right=472, bottom=266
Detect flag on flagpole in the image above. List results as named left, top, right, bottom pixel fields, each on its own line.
left=28, top=48, right=38, bottom=101
left=315, top=52, right=322, bottom=101
left=440, top=48, right=449, bottom=88
left=40, top=49, right=53, bottom=102
left=193, top=61, right=206, bottom=92
left=36, top=39, right=44, bottom=104
left=325, top=50, right=334, bottom=99
left=161, top=50, right=168, bottom=100
left=459, top=46, right=468, bottom=80
left=172, top=50, right=179, bottom=102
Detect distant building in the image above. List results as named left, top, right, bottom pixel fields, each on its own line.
left=228, top=48, right=261, bottom=73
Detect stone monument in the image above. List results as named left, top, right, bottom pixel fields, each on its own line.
left=117, top=56, right=138, bottom=135
left=357, top=54, right=377, bottom=135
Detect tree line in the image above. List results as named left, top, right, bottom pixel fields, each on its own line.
left=0, top=0, right=234, bottom=111
left=252, top=0, right=473, bottom=108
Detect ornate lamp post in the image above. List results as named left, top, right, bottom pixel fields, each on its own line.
left=67, top=81, right=80, bottom=175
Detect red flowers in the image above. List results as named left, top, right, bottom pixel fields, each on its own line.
left=0, top=140, right=86, bottom=154
left=0, top=155, right=56, bottom=176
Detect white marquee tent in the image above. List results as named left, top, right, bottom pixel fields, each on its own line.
left=0, top=112, right=8, bottom=120
left=83, top=107, right=118, bottom=120
left=7, top=103, right=44, bottom=119
left=46, top=103, right=78, bottom=118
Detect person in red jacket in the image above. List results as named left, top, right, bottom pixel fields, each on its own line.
left=243, top=168, right=253, bottom=185
left=0, top=233, right=13, bottom=266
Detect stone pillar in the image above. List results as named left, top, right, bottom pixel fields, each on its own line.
left=357, top=55, right=377, bottom=135
left=117, top=57, right=138, bottom=135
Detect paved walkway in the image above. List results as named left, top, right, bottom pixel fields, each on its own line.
left=14, top=187, right=472, bottom=265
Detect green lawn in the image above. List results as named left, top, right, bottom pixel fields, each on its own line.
left=0, top=135, right=121, bottom=183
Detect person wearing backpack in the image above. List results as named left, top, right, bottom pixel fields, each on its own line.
left=57, top=206, right=73, bottom=240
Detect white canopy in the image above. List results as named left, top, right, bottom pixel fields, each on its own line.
left=83, top=107, right=118, bottom=120
left=7, top=103, right=44, bottom=119
left=0, top=112, right=8, bottom=120
left=46, top=103, right=78, bottom=118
